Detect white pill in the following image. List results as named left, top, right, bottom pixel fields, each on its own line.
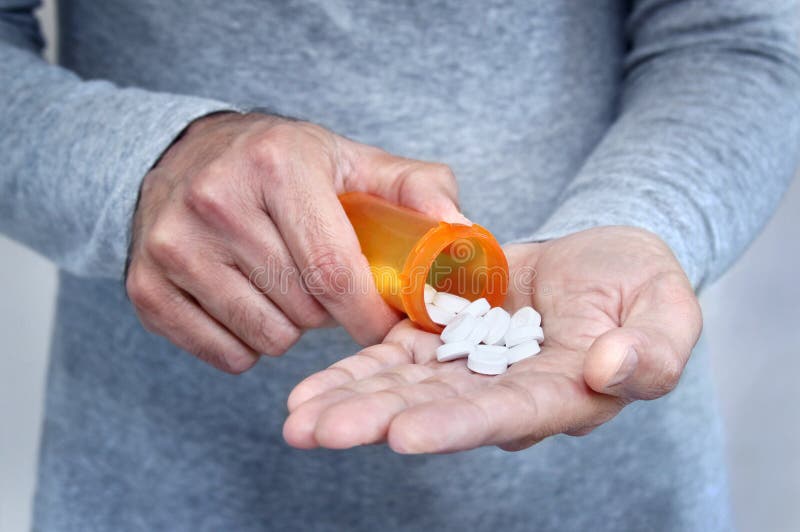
left=467, top=345, right=508, bottom=375
left=465, top=318, right=489, bottom=345
left=440, top=313, right=478, bottom=344
left=506, top=340, right=541, bottom=364
left=432, top=292, right=471, bottom=314
left=510, top=306, right=541, bottom=328
left=426, top=303, right=455, bottom=325
left=481, top=307, right=511, bottom=345
left=436, top=340, right=473, bottom=362
left=461, top=297, right=491, bottom=317
left=424, top=283, right=436, bottom=304
left=473, top=344, right=508, bottom=356
left=505, top=325, right=544, bottom=347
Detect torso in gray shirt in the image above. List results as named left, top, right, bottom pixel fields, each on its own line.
left=30, top=1, right=734, bottom=530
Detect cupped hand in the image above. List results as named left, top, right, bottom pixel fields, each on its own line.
left=126, top=112, right=463, bottom=373
left=283, top=226, right=702, bottom=453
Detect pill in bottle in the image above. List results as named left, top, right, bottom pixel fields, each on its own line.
left=339, top=192, right=509, bottom=333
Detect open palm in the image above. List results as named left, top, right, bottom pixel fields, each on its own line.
left=283, top=226, right=702, bottom=453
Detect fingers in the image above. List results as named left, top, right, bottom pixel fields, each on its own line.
left=284, top=357, right=481, bottom=449
left=179, top=154, right=333, bottom=332
left=165, top=257, right=301, bottom=357
left=259, top=138, right=399, bottom=345
left=310, top=369, right=483, bottom=449
left=387, top=354, right=624, bottom=454
left=286, top=343, right=414, bottom=413
left=352, top=145, right=469, bottom=224
left=228, top=210, right=333, bottom=330
left=284, top=321, right=455, bottom=449
left=583, top=271, right=703, bottom=400
left=283, top=362, right=448, bottom=449
left=286, top=320, right=439, bottom=411
left=131, top=114, right=473, bottom=376
left=284, top=346, right=624, bottom=454
left=126, top=269, right=259, bottom=374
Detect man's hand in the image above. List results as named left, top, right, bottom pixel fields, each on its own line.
left=126, top=112, right=463, bottom=373
left=282, top=226, right=702, bottom=453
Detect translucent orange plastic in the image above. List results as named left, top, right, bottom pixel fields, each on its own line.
left=339, top=192, right=509, bottom=333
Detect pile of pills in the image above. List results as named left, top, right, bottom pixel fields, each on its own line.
left=424, top=284, right=543, bottom=375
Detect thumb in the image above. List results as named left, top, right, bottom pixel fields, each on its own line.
left=583, top=271, right=702, bottom=400
left=352, top=145, right=471, bottom=224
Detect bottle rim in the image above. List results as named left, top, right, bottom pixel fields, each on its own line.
left=400, top=221, right=509, bottom=333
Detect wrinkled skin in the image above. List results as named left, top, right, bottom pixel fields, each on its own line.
left=126, top=112, right=465, bottom=373
left=284, top=226, right=702, bottom=453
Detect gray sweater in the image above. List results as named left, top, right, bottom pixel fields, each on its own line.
left=2, top=1, right=799, bottom=530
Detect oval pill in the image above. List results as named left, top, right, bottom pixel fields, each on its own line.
left=461, top=297, right=491, bottom=317
left=424, top=283, right=437, bottom=304
left=474, top=344, right=507, bottom=356
left=436, top=340, right=473, bottom=362
left=505, top=325, right=544, bottom=347
left=467, top=345, right=508, bottom=375
left=426, top=303, right=455, bottom=325
left=465, top=318, right=489, bottom=345
left=481, top=307, right=511, bottom=345
left=506, top=340, right=541, bottom=364
left=432, top=292, right=471, bottom=314
left=510, top=306, right=541, bottom=328
left=440, top=313, right=478, bottom=343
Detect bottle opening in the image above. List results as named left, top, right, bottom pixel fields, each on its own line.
left=427, top=237, right=503, bottom=300
left=402, top=223, right=508, bottom=332
left=338, top=192, right=508, bottom=333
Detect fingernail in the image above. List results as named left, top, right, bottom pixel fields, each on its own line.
left=605, top=347, right=638, bottom=389
left=441, top=212, right=472, bottom=225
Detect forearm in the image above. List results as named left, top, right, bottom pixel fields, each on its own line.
left=527, top=0, right=800, bottom=289
left=0, top=5, right=238, bottom=278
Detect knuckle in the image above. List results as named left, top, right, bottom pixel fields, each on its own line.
left=404, top=161, right=456, bottom=192
left=217, top=353, right=258, bottom=375
left=565, top=426, right=597, bottom=438
left=146, top=220, right=189, bottom=269
left=258, top=324, right=300, bottom=356
left=274, top=327, right=300, bottom=356
left=227, top=297, right=300, bottom=355
left=266, top=122, right=302, bottom=141
left=498, top=435, right=542, bottom=452
left=397, top=161, right=458, bottom=210
left=192, top=344, right=254, bottom=375
left=184, top=171, right=232, bottom=224
left=244, top=127, right=291, bottom=175
left=126, top=267, right=161, bottom=316
left=302, top=245, right=352, bottom=297
left=267, top=325, right=301, bottom=355
left=138, top=316, right=162, bottom=335
left=432, top=162, right=456, bottom=182
left=296, top=305, right=332, bottom=330
left=273, top=323, right=301, bottom=353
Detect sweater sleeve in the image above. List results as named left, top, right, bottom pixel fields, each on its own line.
left=524, top=0, right=800, bottom=290
left=0, top=1, right=240, bottom=279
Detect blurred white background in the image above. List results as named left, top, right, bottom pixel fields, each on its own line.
left=1, top=2, right=798, bottom=531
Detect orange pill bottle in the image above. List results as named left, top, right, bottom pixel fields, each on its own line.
left=339, top=192, right=509, bottom=333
